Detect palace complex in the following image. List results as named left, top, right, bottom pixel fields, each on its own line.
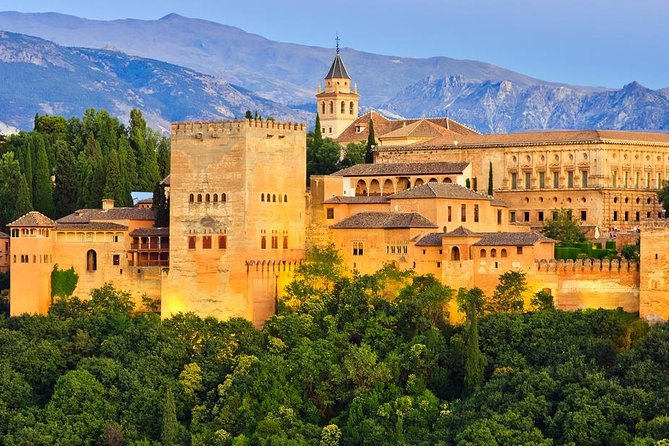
left=8, top=50, right=669, bottom=325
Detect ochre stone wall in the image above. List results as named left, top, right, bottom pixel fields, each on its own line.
left=163, top=120, right=306, bottom=325
left=640, top=229, right=669, bottom=322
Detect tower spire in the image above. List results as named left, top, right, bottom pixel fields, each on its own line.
left=336, top=33, right=340, bottom=54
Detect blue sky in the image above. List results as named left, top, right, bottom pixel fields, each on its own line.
left=0, top=0, right=667, bottom=89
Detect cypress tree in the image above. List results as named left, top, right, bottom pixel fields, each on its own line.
left=365, top=116, right=376, bottom=163
left=53, top=142, right=80, bottom=218
left=33, top=135, right=55, bottom=217
left=487, top=161, right=494, bottom=196
left=245, top=110, right=253, bottom=120
left=152, top=183, right=170, bottom=227
left=23, top=138, right=34, bottom=204
left=314, top=113, right=323, bottom=146
left=15, top=175, right=32, bottom=222
left=86, top=133, right=106, bottom=208
left=157, top=136, right=171, bottom=179
left=103, top=148, right=124, bottom=205
left=117, top=136, right=136, bottom=206
left=161, top=387, right=179, bottom=446
left=461, top=288, right=485, bottom=395
left=0, top=152, right=32, bottom=229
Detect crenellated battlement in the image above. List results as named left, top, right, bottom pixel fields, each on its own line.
left=171, top=119, right=305, bottom=139
left=534, top=258, right=639, bottom=273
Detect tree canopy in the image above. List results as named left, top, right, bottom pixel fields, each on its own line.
left=541, top=208, right=587, bottom=244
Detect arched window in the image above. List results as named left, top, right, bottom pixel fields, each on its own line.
left=341, top=101, right=345, bottom=114
left=222, top=193, right=227, bottom=202
left=355, top=179, right=368, bottom=196
left=480, top=249, right=487, bottom=258
left=329, top=101, right=334, bottom=113
left=284, top=194, right=287, bottom=202
left=86, top=249, right=97, bottom=271
left=321, top=101, right=325, bottom=114
left=414, top=178, right=424, bottom=187
left=197, top=194, right=202, bottom=202
left=189, top=193, right=194, bottom=202
left=278, top=194, right=282, bottom=203
left=261, top=193, right=264, bottom=202
left=501, top=248, right=508, bottom=258
left=451, top=246, right=460, bottom=261
left=261, top=236, right=267, bottom=249
left=213, top=194, right=218, bottom=202
left=272, top=194, right=276, bottom=202
left=491, top=249, right=497, bottom=258
left=205, top=193, right=210, bottom=202
left=350, top=101, right=354, bottom=115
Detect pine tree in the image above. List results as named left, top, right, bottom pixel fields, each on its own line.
left=314, top=113, right=323, bottom=146
left=157, top=136, right=171, bottom=179
left=162, top=387, right=179, bottom=446
left=103, top=148, right=124, bottom=205
left=365, top=116, right=376, bottom=163
left=153, top=183, right=170, bottom=227
left=53, top=142, right=80, bottom=218
left=487, top=161, right=493, bottom=196
left=33, top=135, right=55, bottom=217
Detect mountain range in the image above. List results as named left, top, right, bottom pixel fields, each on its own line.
left=0, top=11, right=667, bottom=133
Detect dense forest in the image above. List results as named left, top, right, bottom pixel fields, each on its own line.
left=0, top=247, right=666, bottom=445
left=0, top=109, right=170, bottom=228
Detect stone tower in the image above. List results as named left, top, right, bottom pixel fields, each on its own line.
left=316, top=38, right=359, bottom=138
left=163, top=119, right=306, bottom=326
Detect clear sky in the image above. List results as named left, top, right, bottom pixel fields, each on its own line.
left=0, top=0, right=667, bottom=89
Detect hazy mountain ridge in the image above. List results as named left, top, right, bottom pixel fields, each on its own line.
left=0, top=12, right=667, bottom=133
left=381, top=76, right=669, bottom=133
left=0, top=31, right=309, bottom=130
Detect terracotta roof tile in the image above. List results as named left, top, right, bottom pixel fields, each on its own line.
left=55, top=222, right=129, bottom=231
left=322, top=196, right=390, bottom=204
left=332, top=161, right=469, bottom=177
left=130, top=227, right=170, bottom=237
left=415, top=232, right=444, bottom=246
left=331, top=212, right=437, bottom=229
left=390, top=183, right=491, bottom=201
left=443, top=226, right=480, bottom=237
left=0, top=231, right=9, bottom=238
left=472, top=232, right=555, bottom=246
left=8, top=211, right=55, bottom=227
left=57, top=207, right=155, bottom=224
left=379, top=119, right=462, bottom=140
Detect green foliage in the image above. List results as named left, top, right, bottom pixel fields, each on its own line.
left=365, top=117, right=376, bottom=163
left=488, top=271, right=527, bottom=313
left=314, top=113, right=323, bottom=146
left=0, top=152, right=32, bottom=229
left=32, top=135, right=55, bottom=217
left=50, top=265, right=79, bottom=300
left=152, top=183, right=170, bottom=227
left=657, top=180, right=669, bottom=213
left=161, top=387, right=179, bottom=446
left=487, top=161, right=493, bottom=196
left=157, top=136, right=171, bottom=180
left=541, top=208, right=587, bottom=244
left=622, top=243, right=640, bottom=261
left=339, top=142, right=366, bottom=169
left=53, top=142, right=79, bottom=218
left=307, top=138, right=341, bottom=180
left=103, top=148, right=125, bottom=205
left=458, top=287, right=486, bottom=395
left=530, top=290, right=554, bottom=311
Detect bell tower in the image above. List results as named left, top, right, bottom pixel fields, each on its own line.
left=316, top=36, right=359, bottom=139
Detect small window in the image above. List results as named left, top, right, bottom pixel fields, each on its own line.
left=538, top=211, right=544, bottom=222
left=272, top=194, right=276, bottom=202
left=349, top=101, right=354, bottom=115
left=497, top=209, right=502, bottom=225
left=501, top=249, right=507, bottom=258
left=510, top=211, right=516, bottom=223
left=222, top=193, right=227, bottom=202
left=613, top=211, right=618, bottom=221
left=189, top=193, right=194, bottom=202
left=511, top=172, right=517, bottom=189
left=86, top=249, right=97, bottom=271
left=581, top=210, right=587, bottom=221
left=326, top=208, right=334, bottom=219
left=474, top=204, right=479, bottom=223
left=197, top=194, right=202, bottom=202
left=480, top=249, right=487, bottom=258
left=491, top=249, right=497, bottom=258
left=113, top=254, right=120, bottom=266
left=448, top=206, right=452, bottom=222
left=261, top=236, right=267, bottom=249
left=524, top=211, right=530, bottom=222
left=213, top=194, right=218, bottom=202
left=517, top=246, right=523, bottom=255
left=353, top=241, right=364, bottom=256
left=436, top=261, right=441, bottom=268
left=271, top=236, right=278, bottom=249
left=284, top=194, right=287, bottom=203
left=203, top=236, right=212, bottom=249
left=188, top=236, right=196, bottom=250
left=283, top=236, right=288, bottom=249
left=205, top=193, right=210, bottom=202
left=341, top=101, right=345, bottom=114
left=461, top=204, right=467, bottom=222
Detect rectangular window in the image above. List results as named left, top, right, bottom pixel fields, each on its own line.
left=261, top=236, right=267, bottom=249
left=646, top=172, right=651, bottom=188
left=353, top=241, right=364, bottom=256
left=553, top=171, right=559, bottom=188
left=497, top=209, right=502, bottom=225
left=218, top=235, right=227, bottom=249
left=203, top=236, right=212, bottom=249
left=517, top=246, right=523, bottom=255
left=567, top=171, right=574, bottom=188
left=525, top=172, right=531, bottom=189
left=657, top=173, right=662, bottom=188
left=524, top=211, right=530, bottom=222
left=613, top=210, right=618, bottom=221
left=635, top=172, right=639, bottom=188
left=474, top=204, right=479, bottom=222
left=447, top=206, right=452, bottom=222
left=188, top=236, right=196, bottom=250
left=511, top=172, right=517, bottom=189
left=472, top=177, right=478, bottom=191
left=283, top=236, right=288, bottom=249
left=271, top=236, right=278, bottom=249
left=510, top=211, right=516, bottom=223
left=539, top=172, right=545, bottom=189
left=624, top=211, right=629, bottom=222
left=461, top=204, right=467, bottom=222
left=113, top=254, right=120, bottom=266
left=612, top=171, right=617, bottom=187
left=636, top=211, right=640, bottom=222
left=581, top=210, right=587, bottom=221
left=326, top=208, right=334, bottom=219
left=624, top=171, right=629, bottom=187
left=581, top=170, right=588, bottom=188
left=538, top=211, right=544, bottom=222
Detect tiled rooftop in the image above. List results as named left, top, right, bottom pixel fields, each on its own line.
left=390, top=182, right=491, bottom=201
left=57, top=207, right=155, bottom=224
left=8, top=211, right=55, bottom=227
left=472, top=232, right=555, bottom=246
left=331, top=212, right=437, bottom=229
left=332, top=161, right=469, bottom=177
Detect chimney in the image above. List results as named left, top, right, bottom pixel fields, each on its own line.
left=102, top=198, right=115, bottom=210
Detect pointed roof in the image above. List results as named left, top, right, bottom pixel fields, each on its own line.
left=443, top=226, right=479, bottom=237
left=325, top=53, right=351, bottom=80
left=8, top=211, right=55, bottom=227
left=379, top=119, right=462, bottom=140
